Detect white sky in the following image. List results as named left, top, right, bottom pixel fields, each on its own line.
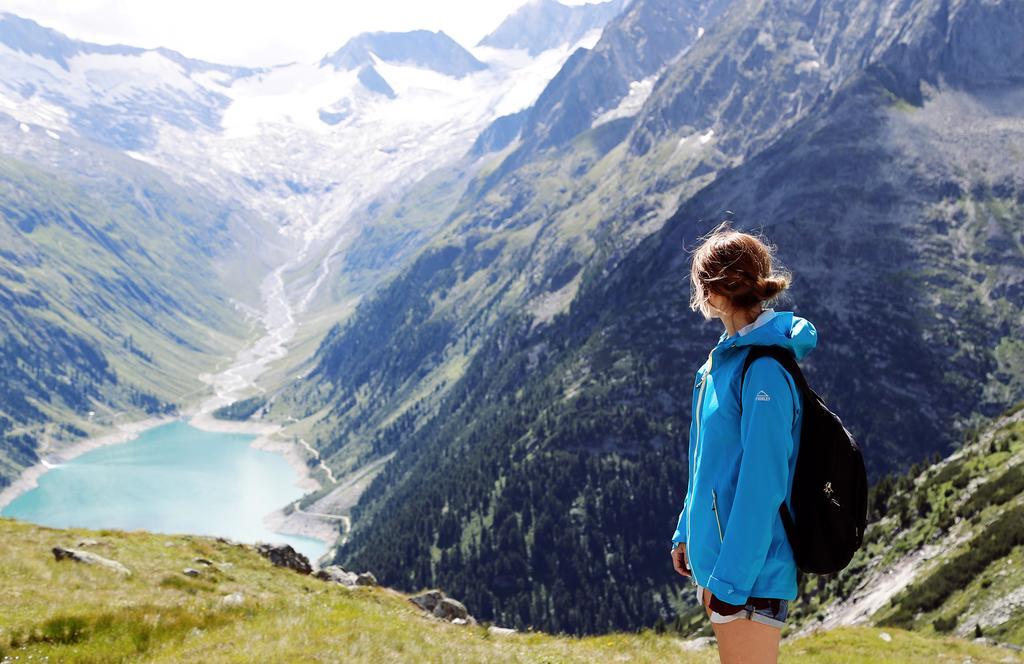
left=0, top=0, right=599, bottom=67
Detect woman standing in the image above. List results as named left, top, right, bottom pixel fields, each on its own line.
left=669, top=225, right=817, bottom=664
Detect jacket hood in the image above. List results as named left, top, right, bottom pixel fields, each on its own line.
left=715, top=309, right=817, bottom=361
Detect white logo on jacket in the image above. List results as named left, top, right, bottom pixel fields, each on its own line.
left=755, top=390, right=771, bottom=401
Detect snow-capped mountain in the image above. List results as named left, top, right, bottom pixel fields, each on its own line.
left=0, top=12, right=259, bottom=150
left=0, top=9, right=624, bottom=410
left=478, top=0, right=628, bottom=55
left=320, top=30, right=487, bottom=78
left=0, top=11, right=608, bottom=310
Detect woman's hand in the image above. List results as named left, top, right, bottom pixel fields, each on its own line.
left=671, top=543, right=691, bottom=577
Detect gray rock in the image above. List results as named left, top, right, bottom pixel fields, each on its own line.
left=221, top=592, right=245, bottom=607
left=409, top=589, right=475, bottom=624
left=433, top=597, right=469, bottom=622
left=315, top=565, right=359, bottom=586
left=488, top=625, right=516, bottom=636
left=183, top=568, right=201, bottom=577
left=255, top=543, right=312, bottom=575
left=76, top=538, right=99, bottom=547
left=193, top=557, right=213, bottom=566
left=355, top=571, right=378, bottom=586
left=409, top=589, right=445, bottom=613
left=52, top=546, right=130, bottom=576
left=681, top=636, right=716, bottom=651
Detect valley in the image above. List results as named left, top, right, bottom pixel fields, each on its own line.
left=0, top=0, right=1022, bottom=656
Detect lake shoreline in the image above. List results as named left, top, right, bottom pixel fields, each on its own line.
left=0, top=411, right=339, bottom=559
left=0, top=416, right=176, bottom=512
left=188, top=411, right=322, bottom=495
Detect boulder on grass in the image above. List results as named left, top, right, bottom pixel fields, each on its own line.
left=408, top=589, right=475, bottom=624
left=52, top=547, right=130, bottom=576
left=355, top=571, right=377, bottom=586
left=221, top=592, right=245, bottom=607
left=255, top=543, right=312, bottom=575
left=434, top=597, right=469, bottom=622
left=315, top=565, right=359, bottom=586
left=409, top=590, right=445, bottom=613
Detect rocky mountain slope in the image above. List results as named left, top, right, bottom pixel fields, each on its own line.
left=0, top=518, right=1017, bottom=662
left=283, top=0, right=1024, bottom=635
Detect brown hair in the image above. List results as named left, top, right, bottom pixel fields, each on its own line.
left=689, top=222, right=791, bottom=319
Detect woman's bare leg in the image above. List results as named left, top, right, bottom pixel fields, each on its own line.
left=700, top=588, right=781, bottom=664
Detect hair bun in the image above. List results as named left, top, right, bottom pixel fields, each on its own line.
left=755, top=275, right=790, bottom=300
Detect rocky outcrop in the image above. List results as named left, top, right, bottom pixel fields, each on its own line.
left=435, top=597, right=470, bottom=622
left=313, top=565, right=378, bottom=587
left=52, top=546, right=130, bottom=576
left=255, top=543, right=312, bottom=575
left=409, top=589, right=476, bottom=624
left=409, top=589, right=445, bottom=612
left=315, top=565, right=359, bottom=586
left=509, top=0, right=732, bottom=161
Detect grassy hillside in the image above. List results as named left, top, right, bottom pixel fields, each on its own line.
left=0, top=519, right=1018, bottom=663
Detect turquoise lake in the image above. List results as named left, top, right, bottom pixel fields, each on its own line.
left=1, top=420, right=327, bottom=562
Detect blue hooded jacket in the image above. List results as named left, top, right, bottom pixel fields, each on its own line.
left=672, top=308, right=817, bottom=605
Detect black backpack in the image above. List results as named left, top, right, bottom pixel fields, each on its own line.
left=741, top=345, right=868, bottom=575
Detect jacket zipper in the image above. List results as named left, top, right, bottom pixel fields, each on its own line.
left=686, top=350, right=715, bottom=544
left=712, top=489, right=724, bottom=542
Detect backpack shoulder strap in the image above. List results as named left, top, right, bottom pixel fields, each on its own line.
left=740, top=345, right=807, bottom=394
left=740, top=345, right=806, bottom=539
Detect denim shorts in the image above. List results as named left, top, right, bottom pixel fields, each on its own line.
left=694, top=580, right=789, bottom=629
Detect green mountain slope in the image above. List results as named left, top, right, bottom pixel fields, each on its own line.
left=0, top=134, right=270, bottom=487
left=0, top=518, right=1018, bottom=663
left=324, top=0, right=1024, bottom=635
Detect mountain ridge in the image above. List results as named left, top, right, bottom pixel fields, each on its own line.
left=319, top=30, right=487, bottom=78
left=0, top=12, right=259, bottom=78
